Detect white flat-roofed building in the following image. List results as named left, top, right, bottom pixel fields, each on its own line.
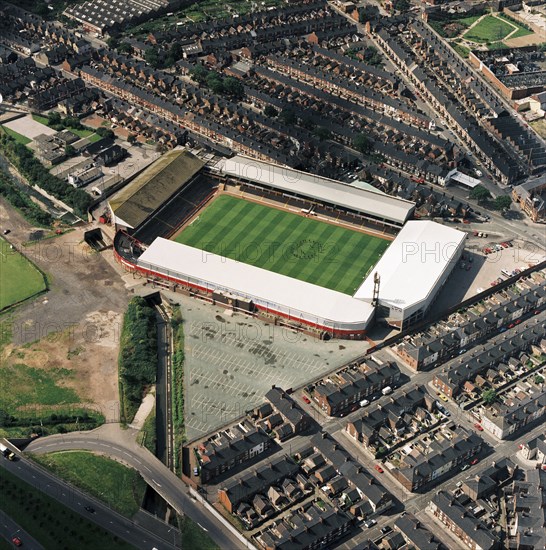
left=134, top=238, right=376, bottom=338
left=215, top=155, right=415, bottom=228
left=354, top=221, right=466, bottom=330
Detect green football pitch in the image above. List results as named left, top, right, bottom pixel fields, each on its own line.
left=0, top=238, right=47, bottom=310
left=174, top=195, right=390, bottom=295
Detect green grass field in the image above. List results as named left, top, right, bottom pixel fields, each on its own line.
left=33, top=451, right=147, bottom=517
left=1, top=126, right=31, bottom=145
left=174, top=195, right=389, bottom=295
left=498, top=14, right=533, bottom=39
left=0, top=466, right=135, bottom=550
left=463, top=14, right=530, bottom=43
left=0, top=237, right=46, bottom=310
left=31, top=114, right=100, bottom=141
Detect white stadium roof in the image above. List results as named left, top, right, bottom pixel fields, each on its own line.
left=138, top=238, right=375, bottom=330
left=354, top=221, right=466, bottom=312
left=216, top=155, right=414, bottom=226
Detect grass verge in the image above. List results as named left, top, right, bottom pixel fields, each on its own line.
left=0, top=465, right=135, bottom=549
left=1, top=126, right=31, bottom=145
left=179, top=515, right=219, bottom=550
left=32, top=451, right=146, bottom=517
left=136, top=408, right=157, bottom=454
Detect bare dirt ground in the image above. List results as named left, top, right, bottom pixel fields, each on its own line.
left=504, top=33, right=544, bottom=47
left=0, top=198, right=130, bottom=421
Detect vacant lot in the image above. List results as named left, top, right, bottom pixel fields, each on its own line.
left=33, top=451, right=147, bottom=517
left=0, top=200, right=130, bottom=429
left=174, top=195, right=389, bottom=294
left=0, top=466, right=134, bottom=550
left=0, top=237, right=46, bottom=310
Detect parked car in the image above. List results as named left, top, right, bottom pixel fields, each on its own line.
left=12, top=537, right=22, bottom=547
left=438, top=393, right=449, bottom=402
left=84, top=506, right=95, bottom=513
left=461, top=464, right=470, bottom=471
left=302, top=395, right=311, bottom=404
left=2, top=229, right=10, bottom=235
left=381, top=526, right=392, bottom=534
left=375, top=464, right=384, bottom=473
left=471, top=458, right=479, bottom=465
left=360, top=399, right=370, bottom=407
left=364, top=519, right=377, bottom=528
left=474, top=423, right=484, bottom=431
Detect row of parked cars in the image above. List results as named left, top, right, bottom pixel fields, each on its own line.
left=483, top=241, right=512, bottom=254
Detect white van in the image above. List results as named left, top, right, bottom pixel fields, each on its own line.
left=381, top=386, right=393, bottom=396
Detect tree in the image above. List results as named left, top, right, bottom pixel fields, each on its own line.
left=395, top=0, right=410, bottom=12
left=493, top=195, right=512, bottom=211
left=223, top=77, right=244, bottom=99
left=145, top=47, right=162, bottom=69
left=118, top=42, right=133, bottom=55
left=358, top=5, right=379, bottom=23
left=96, top=127, right=115, bottom=139
left=314, top=127, right=331, bottom=142
left=264, top=105, right=278, bottom=118
left=469, top=185, right=491, bottom=203
left=47, top=111, right=62, bottom=126
left=534, top=375, right=544, bottom=385
left=64, top=144, right=75, bottom=157
left=353, top=133, right=373, bottom=155
left=127, top=134, right=137, bottom=144
left=280, top=108, right=296, bottom=125
left=169, top=42, right=183, bottom=61
left=207, top=74, right=224, bottom=95
left=106, top=37, right=119, bottom=50
left=481, top=389, right=498, bottom=405
left=301, top=117, right=316, bottom=131
left=189, top=65, right=208, bottom=84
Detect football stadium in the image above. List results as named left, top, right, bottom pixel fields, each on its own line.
left=112, top=150, right=466, bottom=338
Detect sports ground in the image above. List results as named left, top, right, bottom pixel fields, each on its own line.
left=0, top=238, right=47, bottom=310
left=174, top=195, right=390, bottom=295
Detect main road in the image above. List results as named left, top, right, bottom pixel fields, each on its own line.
left=23, top=430, right=246, bottom=549
left=0, top=454, right=175, bottom=550
left=0, top=509, right=43, bottom=550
